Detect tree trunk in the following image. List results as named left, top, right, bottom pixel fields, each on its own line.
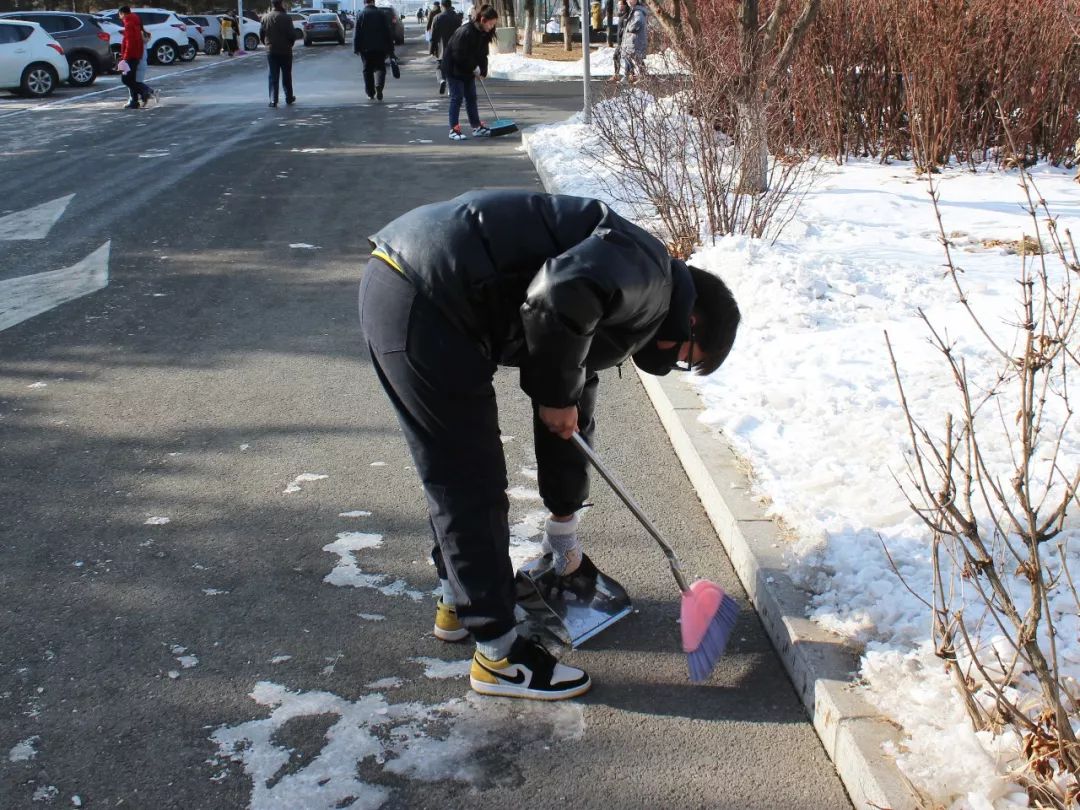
left=736, top=96, right=769, bottom=194
left=562, top=0, right=572, bottom=51
left=523, top=1, right=534, bottom=54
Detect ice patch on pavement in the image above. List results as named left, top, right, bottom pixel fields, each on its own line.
left=357, top=613, right=385, bottom=621
left=364, top=677, right=402, bottom=690
left=283, top=472, right=327, bottom=494
left=270, top=655, right=292, bottom=665
left=339, top=510, right=372, bottom=518
left=408, top=657, right=471, bottom=680
left=288, top=243, right=321, bottom=250
left=211, top=681, right=584, bottom=809
left=8, top=736, right=38, bottom=762
left=144, top=516, right=170, bottom=525
left=507, top=486, right=540, bottom=501
left=509, top=509, right=546, bottom=571
left=323, top=532, right=423, bottom=601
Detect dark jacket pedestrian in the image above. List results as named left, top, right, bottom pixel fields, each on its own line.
left=425, top=1, right=441, bottom=31
left=360, top=189, right=740, bottom=701
left=353, top=0, right=394, bottom=100
left=430, top=2, right=462, bottom=57
left=608, top=0, right=628, bottom=80
left=260, top=0, right=295, bottom=106
left=118, top=6, right=151, bottom=108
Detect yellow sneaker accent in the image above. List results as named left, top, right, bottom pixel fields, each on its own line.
left=433, top=599, right=468, bottom=642
left=469, top=653, right=507, bottom=686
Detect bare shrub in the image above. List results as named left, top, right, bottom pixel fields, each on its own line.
left=886, top=159, right=1080, bottom=805
left=586, top=68, right=816, bottom=254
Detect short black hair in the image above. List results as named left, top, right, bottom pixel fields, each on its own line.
left=118, top=5, right=131, bottom=13
left=687, top=265, right=740, bottom=376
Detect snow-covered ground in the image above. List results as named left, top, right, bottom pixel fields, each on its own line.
left=524, top=109, right=1080, bottom=808
left=488, top=46, right=683, bottom=80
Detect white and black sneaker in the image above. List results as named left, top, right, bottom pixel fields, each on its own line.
left=449, top=126, right=467, bottom=141
left=472, top=125, right=492, bottom=137
left=470, top=636, right=591, bottom=700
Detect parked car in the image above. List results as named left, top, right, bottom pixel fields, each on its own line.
left=302, top=12, right=345, bottom=45
left=377, top=6, right=404, bottom=45
left=178, top=16, right=205, bottom=60
left=288, top=12, right=306, bottom=40
left=95, top=16, right=122, bottom=62
left=0, top=11, right=110, bottom=87
left=224, top=15, right=262, bottom=51
left=97, top=8, right=189, bottom=66
left=183, top=14, right=220, bottom=53
left=0, top=19, right=69, bottom=97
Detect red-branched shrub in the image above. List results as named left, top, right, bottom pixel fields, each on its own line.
left=666, top=0, right=1079, bottom=168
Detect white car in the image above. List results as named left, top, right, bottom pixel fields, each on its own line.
left=97, top=8, right=190, bottom=66
left=0, top=19, right=69, bottom=97
left=178, top=16, right=205, bottom=60
left=237, top=16, right=261, bottom=51
left=184, top=14, right=221, bottom=54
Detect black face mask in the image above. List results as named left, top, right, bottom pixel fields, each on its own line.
left=631, top=341, right=681, bottom=376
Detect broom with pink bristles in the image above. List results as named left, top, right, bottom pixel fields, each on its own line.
left=571, top=434, right=738, bottom=682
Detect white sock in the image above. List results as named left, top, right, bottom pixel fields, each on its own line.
left=476, top=628, right=516, bottom=661
left=545, top=514, right=581, bottom=575
left=440, top=579, right=456, bottom=608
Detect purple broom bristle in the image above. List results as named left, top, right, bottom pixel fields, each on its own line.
left=687, top=594, right=738, bottom=682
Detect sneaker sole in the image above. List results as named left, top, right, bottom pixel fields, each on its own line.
left=433, top=625, right=469, bottom=642
left=469, top=675, right=591, bottom=701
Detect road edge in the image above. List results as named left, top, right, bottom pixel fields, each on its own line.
left=521, top=127, right=918, bottom=810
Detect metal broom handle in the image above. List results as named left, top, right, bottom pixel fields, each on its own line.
left=477, top=75, right=501, bottom=121
left=571, top=432, right=690, bottom=592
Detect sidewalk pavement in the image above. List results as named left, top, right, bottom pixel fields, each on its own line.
left=523, top=128, right=920, bottom=810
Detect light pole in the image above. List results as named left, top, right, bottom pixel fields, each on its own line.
left=581, top=0, right=591, bottom=123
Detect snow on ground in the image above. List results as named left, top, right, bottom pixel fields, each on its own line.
left=322, top=532, right=425, bottom=601
left=488, top=46, right=682, bottom=80
left=524, top=109, right=1080, bottom=807
left=211, top=683, right=584, bottom=810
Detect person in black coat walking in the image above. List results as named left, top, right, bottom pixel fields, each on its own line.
left=360, top=189, right=741, bottom=700
left=429, top=0, right=462, bottom=94
left=353, top=0, right=394, bottom=100
left=260, top=0, right=296, bottom=106
left=441, top=4, right=496, bottom=139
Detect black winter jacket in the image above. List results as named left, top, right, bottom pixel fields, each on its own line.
left=353, top=4, right=392, bottom=54
left=430, top=8, right=462, bottom=56
left=369, top=190, right=694, bottom=408
left=440, top=19, right=490, bottom=79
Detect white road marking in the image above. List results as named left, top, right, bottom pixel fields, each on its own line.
left=0, top=194, right=74, bottom=240
left=0, top=241, right=110, bottom=333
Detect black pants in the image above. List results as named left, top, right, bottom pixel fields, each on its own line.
left=359, top=49, right=386, bottom=97
left=359, top=259, right=595, bottom=641
left=121, top=57, right=150, bottom=105
left=267, top=52, right=294, bottom=103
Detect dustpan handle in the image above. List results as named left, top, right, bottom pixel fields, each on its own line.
left=571, top=432, right=690, bottom=592
left=476, top=75, right=501, bottom=121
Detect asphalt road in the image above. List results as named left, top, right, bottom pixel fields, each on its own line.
left=0, top=24, right=852, bottom=810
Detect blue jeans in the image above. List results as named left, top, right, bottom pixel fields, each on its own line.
left=447, top=75, right=480, bottom=129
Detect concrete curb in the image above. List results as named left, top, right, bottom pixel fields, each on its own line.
left=521, top=126, right=918, bottom=810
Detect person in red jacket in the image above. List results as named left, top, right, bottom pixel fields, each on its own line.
left=118, top=6, right=151, bottom=109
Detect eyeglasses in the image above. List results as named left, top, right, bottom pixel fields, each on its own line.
left=673, top=329, right=696, bottom=373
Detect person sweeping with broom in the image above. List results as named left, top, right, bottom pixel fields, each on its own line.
left=441, top=4, right=498, bottom=140
left=360, top=190, right=741, bottom=700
